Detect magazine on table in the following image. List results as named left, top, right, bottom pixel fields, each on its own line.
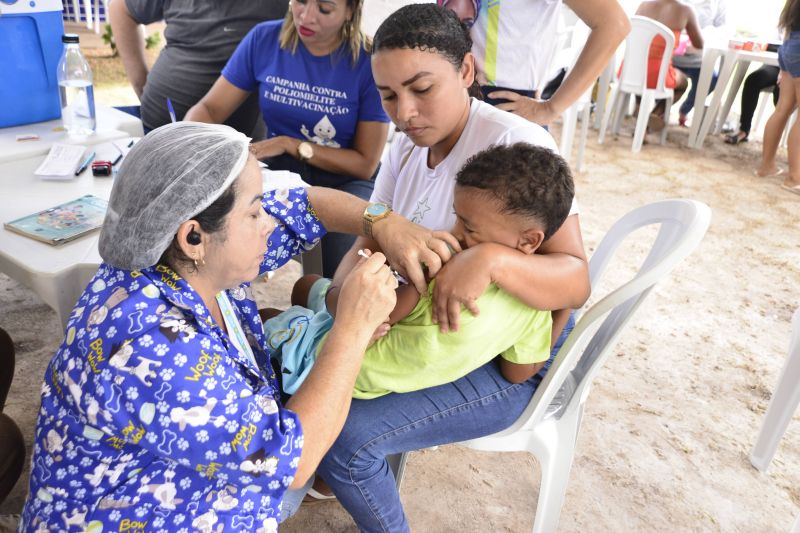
left=3, top=195, right=108, bottom=245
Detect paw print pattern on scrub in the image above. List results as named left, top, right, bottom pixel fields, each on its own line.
left=19, top=188, right=327, bottom=532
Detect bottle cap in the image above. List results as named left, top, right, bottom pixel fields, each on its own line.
left=62, top=34, right=80, bottom=44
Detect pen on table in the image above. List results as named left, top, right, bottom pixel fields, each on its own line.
left=167, top=98, right=177, bottom=123
left=74, top=151, right=96, bottom=176
left=110, top=151, right=123, bottom=166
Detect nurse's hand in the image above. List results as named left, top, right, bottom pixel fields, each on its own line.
left=335, top=251, right=397, bottom=337
left=431, top=245, right=492, bottom=333
left=372, top=216, right=461, bottom=294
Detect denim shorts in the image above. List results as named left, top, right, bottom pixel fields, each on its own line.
left=779, top=32, right=800, bottom=77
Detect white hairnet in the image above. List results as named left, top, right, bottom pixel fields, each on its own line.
left=99, top=122, right=250, bottom=271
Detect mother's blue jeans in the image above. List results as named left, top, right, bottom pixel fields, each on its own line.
left=318, top=313, right=576, bottom=532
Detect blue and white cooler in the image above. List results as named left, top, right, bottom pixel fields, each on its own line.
left=0, top=0, right=64, bottom=128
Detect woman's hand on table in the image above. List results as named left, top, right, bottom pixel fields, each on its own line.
left=372, top=217, right=461, bottom=294
left=431, top=244, right=495, bottom=333
left=334, top=251, right=397, bottom=340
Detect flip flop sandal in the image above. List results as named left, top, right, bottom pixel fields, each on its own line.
left=781, top=182, right=800, bottom=195
left=303, top=487, right=337, bottom=503
left=754, top=168, right=787, bottom=178
left=725, top=133, right=748, bottom=145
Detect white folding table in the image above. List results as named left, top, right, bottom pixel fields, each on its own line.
left=0, top=106, right=144, bottom=164
left=690, top=47, right=779, bottom=149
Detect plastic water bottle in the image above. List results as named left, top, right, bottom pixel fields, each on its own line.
left=56, top=34, right=96, bottom=136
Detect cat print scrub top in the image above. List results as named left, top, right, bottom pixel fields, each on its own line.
left=19, top=188, right=325, bottom=533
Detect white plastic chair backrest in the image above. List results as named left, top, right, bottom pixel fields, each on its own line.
left=501, top=199, right=711, bottom=434
left=619, top=16, right=675, bottom=94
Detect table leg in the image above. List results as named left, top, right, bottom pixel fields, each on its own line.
left=714, top=59, right=751, bottom=135
left=687, top=50, right=720, bottom=148
left=693, top=49, right=738, bottom=148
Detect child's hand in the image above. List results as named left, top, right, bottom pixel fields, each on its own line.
left=367, top=322, right=391, bottom=347
left=431, top=246, right=490, bottom=332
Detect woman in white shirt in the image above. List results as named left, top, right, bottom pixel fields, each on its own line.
left=316, top=5, right=590, bottom=531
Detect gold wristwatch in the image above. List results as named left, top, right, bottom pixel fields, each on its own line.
left=363, top=202, right=392, bottom=238
left=298, top=141, right=314, bottom=161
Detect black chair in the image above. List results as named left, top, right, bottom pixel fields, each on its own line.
left=0, top=327, right=25, bottom=505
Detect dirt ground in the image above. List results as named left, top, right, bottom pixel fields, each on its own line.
left=2, top=19, right=799, bottom=533
left=1, top=119, right=798, bottom=531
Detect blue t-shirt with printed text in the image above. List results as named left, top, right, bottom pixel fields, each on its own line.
left=222, top=20, right=389, bottom=150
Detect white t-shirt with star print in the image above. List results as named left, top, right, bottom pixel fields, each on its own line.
left=371, top=98, right=577, bottom=232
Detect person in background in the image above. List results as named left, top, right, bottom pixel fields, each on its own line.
left=437, top=0, right=480, bottom=28
left=17, top=121, right=454, bottom=531
left=110, top=0, right=288, bottom=136
left=672, top=0, right=728, bottom=127
left=186, top=0, right=390, bottom=278
left=757, top=0, right=800, bottom=195
left=725, top=65, right=780, bottom=144
left=634, top=0, right=703, bottom=131
left=449, top=0, right=629, bottom=127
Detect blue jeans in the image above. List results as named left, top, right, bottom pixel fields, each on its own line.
left=676, top=65, right=718, bottom=116
left=318, top=313, right=576, bottom=532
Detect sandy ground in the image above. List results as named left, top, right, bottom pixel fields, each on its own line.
left=1, top=118, right=798, bottom=532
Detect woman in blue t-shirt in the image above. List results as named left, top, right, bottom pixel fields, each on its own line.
left=187, top=0, right=390, bottom=277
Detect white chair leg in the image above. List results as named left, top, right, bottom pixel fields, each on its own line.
left=593, top=62, right=615, bottom=130
left=751, top=308, right=800, bottom=472
left=560, top=106, right=577, bottom=163
left=576, top=104, right=590, bottom=172
left=598, top=85, right=621, bottom=144
left=388, top=452, right=409, bottom=491
left=791, top=511, right=800, bottom=533
left=632, top=92, right=653, bottom=153
left=612, top=92, right=629, bottom=137
left=531, top=411, right=581, bottom=533
left=660, top=95, right=673, bottom=146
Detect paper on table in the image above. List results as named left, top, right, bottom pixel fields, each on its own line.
left=34, top=143, right=87, bottom=181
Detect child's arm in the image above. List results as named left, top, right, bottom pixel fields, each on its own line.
left=499, top=359, right=547, bottom=384
left=388, top=285, right=421, bottom=324
left=326, top=282, right=420, bottom=325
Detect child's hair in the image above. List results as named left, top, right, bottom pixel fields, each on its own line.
left=456, top=143, right=574, bottom=240
left=372, top=3, right=472, bottom=70
left=780, top=0, right=800, bottom=32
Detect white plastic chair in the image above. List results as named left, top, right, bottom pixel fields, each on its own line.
left=559, top=21, right=592, bottom=172
left=391, top=199, right=711, bottom=532
left=750, top=307, right=800, bottom=473
left=598, top=16, right=675, bottom=153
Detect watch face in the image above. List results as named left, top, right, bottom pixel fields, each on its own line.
left=367, top=203, right=389, bottom=217
left=299, top=143, right=313, bottom=158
